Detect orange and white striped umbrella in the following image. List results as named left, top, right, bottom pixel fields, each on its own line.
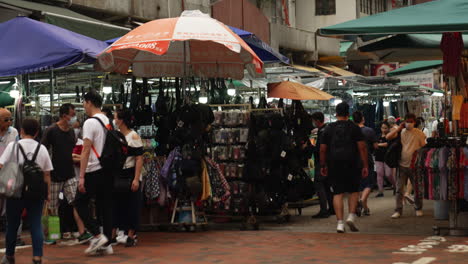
left=97, top=10, right=264, bottom=80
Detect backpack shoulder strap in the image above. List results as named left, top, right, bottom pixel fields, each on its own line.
left=90, top=116, right=108, bottom=131
left=31, top=142, right=41, bottom=162
left=18, top=143, right=29, bottom=161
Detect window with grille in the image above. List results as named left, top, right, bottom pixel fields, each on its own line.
left=360, top=0, right=387, bottom=15
left=316, top=0, right=336, bottom=16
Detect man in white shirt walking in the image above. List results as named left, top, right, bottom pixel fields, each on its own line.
left=75, top=91, right=114, bottom=255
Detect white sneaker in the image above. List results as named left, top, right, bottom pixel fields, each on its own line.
left=91, top=245, right=114, bottom=256
left=416, top=210, right=424, bottom=217
left=337, top=222, right=345, bottom=233
left=85, top=235, right=109, bottom=255
left=117, top=235, right=128, bottom=245
left=346, top=214, right=359, bottom=232
left=391, top=212, right=401, bottom=219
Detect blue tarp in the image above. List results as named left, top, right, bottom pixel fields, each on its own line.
left=0, top=17, right=108, bottom=77
left=105, top=26, right=290, bottom=64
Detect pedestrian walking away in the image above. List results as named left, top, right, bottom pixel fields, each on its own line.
left=311, top=112, right=334, bottom=218
left=41, top=103, right=91, bottom=245
left=320, top=103, right=369, bottom=233
left=386, top=113, right=426, bottom=219
left=74, top=91, right=114, bottom=255
left=0, top=119, right=53, bottom=264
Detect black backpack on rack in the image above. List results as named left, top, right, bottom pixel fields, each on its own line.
left=19, top=143, right=47, bottom=200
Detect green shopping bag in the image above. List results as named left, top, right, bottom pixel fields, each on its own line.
left=42, top=206, right=61, bottom=241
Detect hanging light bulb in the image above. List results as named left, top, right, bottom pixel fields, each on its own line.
left=227, top=79, right=236, bottom=96
left=333, top=99, right=342, bottom=106
left=198, top=93, right=208, bottom=104
left=9, top=81, right=20, bottom=99
left=199, top=81, right=208, bottom=104
left=103, top=86, right=112, bottom=94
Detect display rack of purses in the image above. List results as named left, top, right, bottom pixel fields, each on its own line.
left=205, top=105, right=259, bottom=229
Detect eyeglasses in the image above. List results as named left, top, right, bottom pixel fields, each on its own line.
left=2, top=118, right=13, bottom=122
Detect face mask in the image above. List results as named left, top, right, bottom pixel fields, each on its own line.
left=68, top=116, right=77, bottom=126
left=405, top=123, right=414, bottom=130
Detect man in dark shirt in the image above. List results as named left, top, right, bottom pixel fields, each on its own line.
left=320, top=103, right=368, bottom=233
left=352, top=111, right=378, bottom=217
left=42, top=104, right=91, bottom=243
left=311, top=112, right=333, bottom=218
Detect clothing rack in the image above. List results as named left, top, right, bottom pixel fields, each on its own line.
left=426, top=136, right=468, bottom=236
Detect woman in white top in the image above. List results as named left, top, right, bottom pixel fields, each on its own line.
left=111, top=109, right=143, bottom=247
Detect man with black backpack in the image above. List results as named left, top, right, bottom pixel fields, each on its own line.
left=320, top=103, right=369, bottom=233
left=75, top=91, right=114, bottom=255
left=0, top=119, right=53, bottom=264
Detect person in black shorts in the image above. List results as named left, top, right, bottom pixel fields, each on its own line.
left=320, top=102, right=369, bottom=233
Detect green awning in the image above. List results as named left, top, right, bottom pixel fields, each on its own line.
left=340, top=41, right=353, bottom=56
left=398, top=82, right=442, bottom=93
left=360, top=34, right=468, bottom=52
left=0, top=81, right=15, bottom=107
left=320, top=0, right=468, bottom=35
left=0, top=0, right=129, bottom=40
left=387, top=60, right=442, bottom=76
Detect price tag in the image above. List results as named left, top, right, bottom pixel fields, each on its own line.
left=281, top=151, right=287, bottom=158
left=287, top=174, right=293, bottom=181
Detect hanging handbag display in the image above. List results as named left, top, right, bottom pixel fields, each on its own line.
left=114, top=168, right=134, bottom=193
left=0, top=142, right=24, bottom=198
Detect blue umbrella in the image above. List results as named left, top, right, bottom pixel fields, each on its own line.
left=105, top=26, right=289, bottom=64
left=0, top=17, right=109, bottom=77
left=228, top=26, right=290, bottom=64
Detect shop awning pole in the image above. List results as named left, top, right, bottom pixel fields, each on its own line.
left=50, top=69, right=54, bottom=114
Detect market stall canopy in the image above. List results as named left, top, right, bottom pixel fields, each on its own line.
left=0, top=0, right=130, bottom=40
left=353, top=34, right=468, bottom=62
left=387, top=60, right=443, bottom=76
left=0, top=17, right=109, bottom=77
left=97, top=10, right=264, bottom=80
left=0, top=81, right=15, bottom=107
left=360, top=34, right=468, bottom=51
left=228, top=26, right=290, bottom=64
left=105, top=26, right=289, bottom=65
left=320, top=0, right=468, bottom=35
left=267, top=81, right=334, bottom=101
left=316, top=65, right=358, bottom=77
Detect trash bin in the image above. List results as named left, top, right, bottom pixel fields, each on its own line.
left=434, top=200, right=450, bottom=220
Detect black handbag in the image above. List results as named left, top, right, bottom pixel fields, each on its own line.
left=114, top=168, right=134, bottom=193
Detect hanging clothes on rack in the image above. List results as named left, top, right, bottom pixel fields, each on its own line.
left=412, top=139, right=467, bottom=202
